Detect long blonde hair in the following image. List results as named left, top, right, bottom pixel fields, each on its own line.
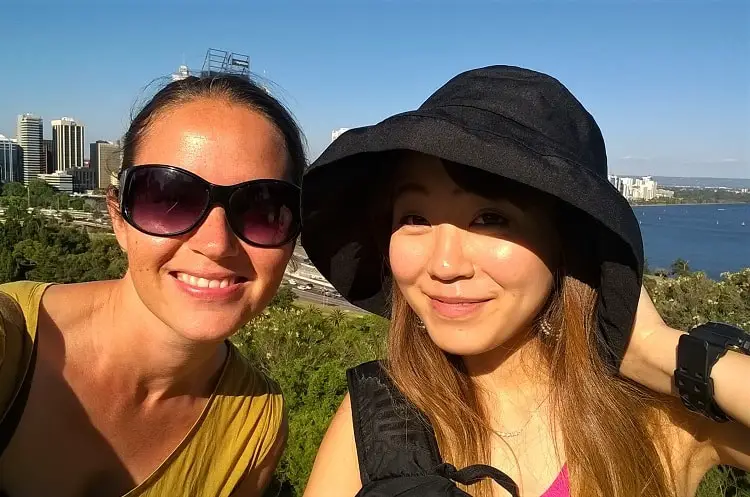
left=385, top=267, right=677, bottom=497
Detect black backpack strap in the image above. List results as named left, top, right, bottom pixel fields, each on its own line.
left=347, top=360, right=442, bottom=484
left=436, top=463, right=520, bottom=497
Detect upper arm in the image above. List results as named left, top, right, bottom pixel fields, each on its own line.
left=662, top=400, right=750, bottom=490
left=708, top=420, right=750, bottom=471
left=303, top=393, right=362, bottom=497
left=231, top=409, right=289, bottom=496
left=684, top=349, right=750, bottom=473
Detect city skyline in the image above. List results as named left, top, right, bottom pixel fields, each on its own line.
left=4, top=112, right=110, bottom=193
left=0, top=2, right=747, bottom=178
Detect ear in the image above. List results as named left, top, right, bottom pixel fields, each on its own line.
left=106, top=187, right=129, bottom=254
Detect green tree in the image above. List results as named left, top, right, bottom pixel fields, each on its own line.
left=70, top=198, right=85, bottom=211
left=2, top=182, right=26, bottom=197
left=21, top=216, right=44, bottom=241
left=232, top=305, right=385, bottom=494
left=328, top=309, right=347, bottom=329
left=1, top=218, right=24, bottom=251
left=269, top=285, right=296, bottom=310
left=4, top=200, right=25, bottom=220
left=670, top=258, right=692, bottom=277
left=54, top=194, right=70, bottom=210
left=50, top=225, right=91, bottom=254
left=0, top=249, right=17, bottom=283
left=27, top=179, right=57, bottom=208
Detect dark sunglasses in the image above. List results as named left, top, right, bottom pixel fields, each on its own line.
left=118, top=165, right=301, bottom=248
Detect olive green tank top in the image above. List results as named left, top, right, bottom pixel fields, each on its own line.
left=0, top=281, right=284, bottom=496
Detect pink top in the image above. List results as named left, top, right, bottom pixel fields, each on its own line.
left=540, top=464, right=570, bottom=497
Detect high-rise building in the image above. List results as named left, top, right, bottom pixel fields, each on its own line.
left=51, top=118, right=85, bottom=171
left=16, top=114, right=43, bottom=185
left=90, top=140, right=121, bottom=189
left=172, top=64, right=191, bottom=81
left=41, top=139, right=54, bottom=173
left=0, top=135, right=23, bottom=184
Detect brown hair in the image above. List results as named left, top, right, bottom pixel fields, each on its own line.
left=381, top=160, right=677, bottom=497
left=107, top=73, right=306, bottom=219
left=121, top=73, right=306, bottom=184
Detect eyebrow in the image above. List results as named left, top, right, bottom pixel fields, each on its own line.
left=393, top=182, right=429, bottom=198
left=394, top=183, right=477, bottom=199
left=393, top=181, right=528, bottom=212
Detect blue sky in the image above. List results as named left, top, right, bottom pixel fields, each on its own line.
left=1, top=0, right=747, bottom=178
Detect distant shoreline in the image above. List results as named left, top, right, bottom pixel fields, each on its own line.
left=631, top=202, right=750, bottom=207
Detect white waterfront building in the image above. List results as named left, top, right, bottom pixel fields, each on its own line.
left=608, top=174, right=661, bottom=201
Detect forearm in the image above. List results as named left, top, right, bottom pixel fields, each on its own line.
left=626, top=325, right=750, bottom=428
left=710, top=347, right=750, bottom=427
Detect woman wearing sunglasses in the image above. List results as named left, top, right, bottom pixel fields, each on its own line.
left=0, top=74, right=304, bottom=496
left=301, top=66, right=750, bottom=497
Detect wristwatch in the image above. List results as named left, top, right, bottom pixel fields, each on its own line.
left=674, top=322, right=750, bottom=422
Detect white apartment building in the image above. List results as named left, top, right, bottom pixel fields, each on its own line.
left=17, top=114, right=43, bottom=184
left=608, top=175, right=660, bottom=201
left=52, top=118, right=85, bottom=171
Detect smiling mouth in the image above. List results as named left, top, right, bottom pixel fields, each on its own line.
left=428, top=297, right=490, bottom=318
left=171, top=271, right=248, bottom=289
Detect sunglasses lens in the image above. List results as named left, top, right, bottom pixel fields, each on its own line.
left=230, top=182, right=300, bottom=246
left=126, top=167, right=209, bottom=235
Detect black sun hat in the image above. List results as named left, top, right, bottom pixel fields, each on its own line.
left=301, top=65, right=643, bottom=369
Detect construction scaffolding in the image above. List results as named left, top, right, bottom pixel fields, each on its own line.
left=201, top=49, right=251, bottom=78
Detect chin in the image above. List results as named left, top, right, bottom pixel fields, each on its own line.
left=427, top=327, right=504, bottom=357
left=169, top=310, right=248, bottom=343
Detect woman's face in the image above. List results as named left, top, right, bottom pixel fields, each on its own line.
left=389, top=153, right=559, bottom=356
left=112, top=97, right=294, bottom=342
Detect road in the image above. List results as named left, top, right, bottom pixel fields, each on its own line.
left=292, top=288, right=368, bottom=313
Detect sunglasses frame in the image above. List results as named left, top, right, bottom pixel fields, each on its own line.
left=118, top=164, right=301, bottom=248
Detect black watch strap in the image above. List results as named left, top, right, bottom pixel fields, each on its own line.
left=674, top=334, right=730, bottom=422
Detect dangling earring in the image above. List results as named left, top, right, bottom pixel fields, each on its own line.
left=415, top=317, right=426, bottom=331
left=538, top=318, right=556, bottom=339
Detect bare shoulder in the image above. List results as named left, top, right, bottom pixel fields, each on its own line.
left=42, top=280, right=116, bottom=323
left=303, top=393, right=362, bottom=497
left=34, top=281, right=120, bottom=364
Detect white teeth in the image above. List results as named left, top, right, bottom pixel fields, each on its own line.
left=175, top=272, right=236, bottom=289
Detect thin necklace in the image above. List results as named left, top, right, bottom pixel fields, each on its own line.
left=492, top=413, right=535, bottom=438
left=491, top=395, right=550, bottom=438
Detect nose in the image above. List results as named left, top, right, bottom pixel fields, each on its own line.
left=427, top=224, right=474, bottom=281
left=185, top=206, right=241, bottom=260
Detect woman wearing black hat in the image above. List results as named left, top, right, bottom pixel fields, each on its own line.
left=301, top=66, right=750, bottom=497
